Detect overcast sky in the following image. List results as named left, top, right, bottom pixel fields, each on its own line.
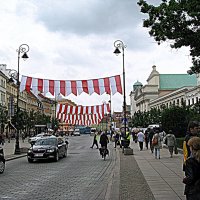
left=0, top=0, right=192, bottom=112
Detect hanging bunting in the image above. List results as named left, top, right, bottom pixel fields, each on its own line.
left=56, top=103, right=110, bottom=116
left=20, top=75, right=122, bottom=96
left=57, top=103, right=109, bottom=126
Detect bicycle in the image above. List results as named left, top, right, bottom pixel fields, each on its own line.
left=100, top=146, right=109, bottom=160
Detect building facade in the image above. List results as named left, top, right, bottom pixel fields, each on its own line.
left=130, top=65, right=197, bottom=115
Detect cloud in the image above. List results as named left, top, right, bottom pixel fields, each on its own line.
left=0, top=0, right=193, bottom=112
left=33, top=0, right=142, bottom=35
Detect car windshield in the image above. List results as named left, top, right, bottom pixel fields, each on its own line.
left=35, top=138, right=57, bottom=146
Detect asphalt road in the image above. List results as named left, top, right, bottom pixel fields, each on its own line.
left=0, top=135, right=117, bottom=200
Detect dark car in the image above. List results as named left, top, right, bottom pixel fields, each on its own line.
left=0, top=147, right=5, bottom=174
left=27, top=136, right=68, bottom=163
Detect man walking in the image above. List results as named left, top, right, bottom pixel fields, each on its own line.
left=183, top=121, right=199, bottom=170
left=90, top=132, right=99, bottom=149
left=137, top=129, right=145, bottom=150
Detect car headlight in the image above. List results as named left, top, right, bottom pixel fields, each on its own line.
left=46, top=149, right=55, bottom=153
left=28, top=149, right=32, bottom=153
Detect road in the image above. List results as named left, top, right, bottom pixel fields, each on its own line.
left=0, top=135, right=118, bottom=200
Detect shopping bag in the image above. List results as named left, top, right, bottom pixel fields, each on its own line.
left=174, top=146, right=178, bottom=154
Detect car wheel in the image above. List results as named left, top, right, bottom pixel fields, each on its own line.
left=28, top=158, right=33, bottom=163
left=54, top=152, right=59, bottom=162
left=0, top=161, right=5, bottom=174
left=63, top=149, right=67, bottom=158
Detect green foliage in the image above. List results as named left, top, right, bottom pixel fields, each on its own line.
left=130, top=103, right=200, bottom=137
left=176, top=137, right=185, bottom=149
left=161, top=105, right=189, bottom=137
left=137, top=0, right=200, bottom=73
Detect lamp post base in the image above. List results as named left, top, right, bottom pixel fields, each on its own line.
left=14, top=144, right=21, bottom=155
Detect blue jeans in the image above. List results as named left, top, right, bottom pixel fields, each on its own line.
left=154, top=148, right=160, bottom=158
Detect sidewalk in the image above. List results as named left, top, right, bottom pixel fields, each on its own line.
left=118, top=141, right=185, bottom=200
left=2, top=138, right=31, bottom=161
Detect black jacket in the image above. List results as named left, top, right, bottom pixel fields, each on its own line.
left=183, top=157, right=200, bottom=196
left=100, top=133, right=109, bottom=147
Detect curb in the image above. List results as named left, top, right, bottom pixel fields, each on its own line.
left=5, top=154, right=27, bottom=161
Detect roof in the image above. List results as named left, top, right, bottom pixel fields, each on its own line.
left=159, top=74, right=197, bottom=89
left=133, top=80, right=143, bottom=86
left=133, top=80, right=143, bottom=91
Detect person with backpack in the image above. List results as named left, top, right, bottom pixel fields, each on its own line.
left=183, top=121, right=199, bottom=171
left=152, top=129, right=162, bottom=159
left=183, top=137, right=200, bottom=200
left=163, top=130, right=177, bottom=158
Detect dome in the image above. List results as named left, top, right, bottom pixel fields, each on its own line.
left=133, top=80, right=143, bottom=91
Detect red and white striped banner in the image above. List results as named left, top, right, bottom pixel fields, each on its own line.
left=57, top=103, right=110, bottom=126
left=56, top=103, right=110, bottom=116
left=58, top=113, right=103, bottom=126
left=20, top=75, right=122, bottom=96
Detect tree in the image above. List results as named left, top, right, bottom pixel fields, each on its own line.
left=161, top=105, right=189, bottom=137
left=138, top=0, right=200, bottom=73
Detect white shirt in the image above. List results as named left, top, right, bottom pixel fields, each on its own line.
left=137, top=132, right=144, bottom=142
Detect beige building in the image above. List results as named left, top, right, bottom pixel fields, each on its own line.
left=130, top=65, right=197, bottom=115
left=0, top=71, right=8, bottom=108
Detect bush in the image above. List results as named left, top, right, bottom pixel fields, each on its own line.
left=176, top=138, right=185, bottom=149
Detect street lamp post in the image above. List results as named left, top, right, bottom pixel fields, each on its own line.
left=108, top=95, right=112, bottom=133
left=113, top=40, right=127, bottom=135
left=15, top=44, right=29, bottom=154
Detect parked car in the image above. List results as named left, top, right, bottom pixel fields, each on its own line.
left=27, top=136, right=68, bottom=163
left=73, top=129, right=80, bottom=136
left=0, top=147, right=5, bottom=174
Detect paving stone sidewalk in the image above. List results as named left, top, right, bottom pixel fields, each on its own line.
left=117, top=141, right=186, bottom=200
left=2, top=138, right=30, bottom=160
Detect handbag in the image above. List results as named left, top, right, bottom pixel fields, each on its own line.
left=174, top=146, right=178, bottom=154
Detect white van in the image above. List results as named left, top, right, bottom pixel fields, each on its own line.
left=147, top=124, right=160, bottom=129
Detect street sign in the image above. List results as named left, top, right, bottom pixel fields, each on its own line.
left=121, top=118, right=128, bottom=124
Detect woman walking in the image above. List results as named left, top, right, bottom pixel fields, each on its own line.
left=163, top=130, right=177, bottom=158
left=152, top=130, right=162, bottom=159
left=183, top=137, right=200, bottom=200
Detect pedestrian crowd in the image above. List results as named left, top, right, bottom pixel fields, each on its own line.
left=89, top=120, right=200, bottom=200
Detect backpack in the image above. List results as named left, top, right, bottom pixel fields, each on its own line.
left=152, top=136, right=158, bottom=146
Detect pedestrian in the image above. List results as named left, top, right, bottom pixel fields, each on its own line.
left=7, top=132, right=11, bottom=143
left=148, top=128, right=155, bottom=153
left=0, top=133, right=2, bottom=145
left=152, top=130, right=162, bottom=159
left=22, top=132, right=25, bottom=143
left=163, top=130, right=177, bottom=158
left=114, top=131, right=120, bottom=148
left=137, top=129, right=145, bottom=150
left=144, top=128, right=150, bottom=149
left=131, top=128, right=137, bottom=143
left=183, top=121, right=199, bottom=171
left=90, top=132, right=99, bottom=149
left=99, top=131, right=109, bottom=156
left=183, top=136, right=200, bottom=200
left=0, top=133, right=5, bottom=145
